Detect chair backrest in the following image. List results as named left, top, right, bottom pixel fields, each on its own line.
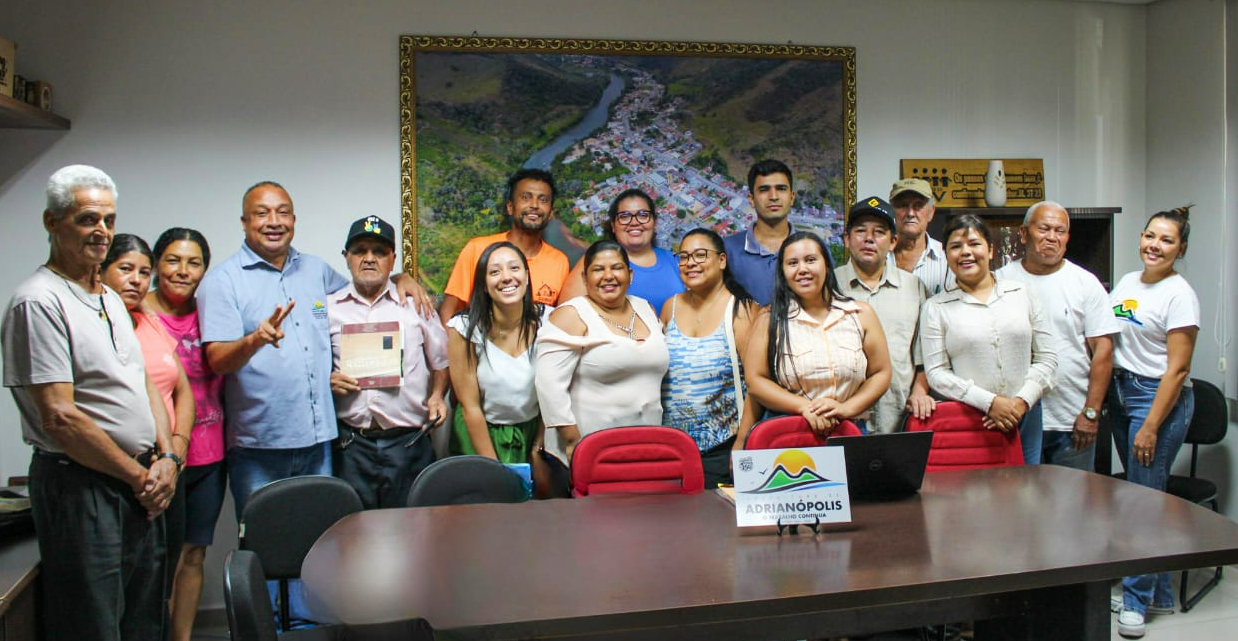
left=743, top=415, right=863, bottom=450
left=405, top=455, right=529, bottom=507
left=223, top=550, right=279, bottom=641
left=570, top=426, right=705, bottom=497
left=1187, top=378, right=1229, bottom=445
left=238, top=475, right=364, bottom=579
left=904, top=401, right=1024, bottom=471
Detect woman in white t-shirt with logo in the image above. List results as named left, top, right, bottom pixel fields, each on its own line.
left=1107, top=206, right=1200, bottom=639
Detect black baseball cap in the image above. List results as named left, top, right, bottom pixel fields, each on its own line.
left=846, top=196, right=897, bottom=232
left=344, top=215, right=396, bottom=250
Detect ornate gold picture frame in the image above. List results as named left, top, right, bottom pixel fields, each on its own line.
left=399, top=35, right=857, bottom=285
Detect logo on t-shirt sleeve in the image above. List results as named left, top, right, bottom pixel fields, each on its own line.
left=1113, top=299, right=1143, bottom=326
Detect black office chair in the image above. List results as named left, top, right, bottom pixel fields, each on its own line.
left=405, top=455, right=528, bottom=507
left=224, top=549, right=339, bottom=641
left=239, top=475, right=364, bottom=632
left=224, top=550, right=436, bottom=641
left=1169, top=378, right=1229, bottom=611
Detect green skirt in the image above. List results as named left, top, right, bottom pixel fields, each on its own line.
left=449, top=409, right=539, bottom=465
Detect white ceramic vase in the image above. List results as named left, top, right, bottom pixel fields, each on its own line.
left=984, top=160, right=1007, bottom=207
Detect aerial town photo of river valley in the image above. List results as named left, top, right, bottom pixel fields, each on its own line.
left=413, top=51, right=849, bottom=292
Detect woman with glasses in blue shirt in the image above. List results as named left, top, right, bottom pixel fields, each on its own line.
left=559, top=188, right=683, bottom=313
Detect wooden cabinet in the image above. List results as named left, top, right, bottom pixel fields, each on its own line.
left=0, top=536, right=39, bottom=641
left=927, top=206, right=1120, bottom=287
left=0, top=93, right=69, bottom=129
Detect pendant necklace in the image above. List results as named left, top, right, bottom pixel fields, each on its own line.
left=493, top=321, right=521, bottom=340
left=46, top=265, right=109, bottom=322
left=598, top=307, right=638, bottom=340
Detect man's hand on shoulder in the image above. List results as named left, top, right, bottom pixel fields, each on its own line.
left=392, top=273, right=434, bottom=317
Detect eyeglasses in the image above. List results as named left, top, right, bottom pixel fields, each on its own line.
left=677, top=249, right=718, bottom=265
left=615, top=210, right=653, bottom=225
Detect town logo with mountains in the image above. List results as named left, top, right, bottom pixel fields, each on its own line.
left=745, top=449, right=846, bottom=494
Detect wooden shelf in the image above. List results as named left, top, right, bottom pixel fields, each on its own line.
left=0, top=92, right=69, bottom=129
left=927, top=205, right=1122, bottom=288
left=940, top=206, right=1121, bottom=218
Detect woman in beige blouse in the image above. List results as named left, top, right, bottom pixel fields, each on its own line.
left=745, top=231, right=891, bottom=437
left=920, top=214, right=1056, bottom=463
left=535, top=240, right=670, bottom=464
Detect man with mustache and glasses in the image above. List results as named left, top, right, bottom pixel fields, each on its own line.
left=3, top=165, right=175, bottom=641
left=997, top=201, right=1119, bottom=469
left=439, top=168, right=570, bottom=322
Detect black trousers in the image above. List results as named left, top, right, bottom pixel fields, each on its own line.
left=30, top=451, right=166, bottom=641
left=334, top=426, right=436, bottom=509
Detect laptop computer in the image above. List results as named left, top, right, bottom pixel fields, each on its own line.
left=825, top=431, right=933, bottom=501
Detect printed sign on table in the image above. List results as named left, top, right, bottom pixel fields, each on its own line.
left=730, top=447, right=851, bottom=527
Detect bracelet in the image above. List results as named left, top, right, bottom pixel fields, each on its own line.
left=172, top=433, right=190, bottom=444
left=159, top=451, right=185, bottom=471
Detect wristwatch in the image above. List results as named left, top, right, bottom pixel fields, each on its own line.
left=1082, top=407, right=1099, bottom=421
left=159, top=451, right=185, bottom=471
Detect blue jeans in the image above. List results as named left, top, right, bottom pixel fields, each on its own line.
left=226, top=442, right=332, bottom=627
left=1018, top=402, right=1044, bottom=465
left=1107, top=370, right=1194, bottom=614
left=1041, top=429, right=1095, bottom=471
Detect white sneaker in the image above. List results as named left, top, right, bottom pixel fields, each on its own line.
left=1118, top=609, right=1146, bottom=638
left=1111, top=596, right=1175, bottom=615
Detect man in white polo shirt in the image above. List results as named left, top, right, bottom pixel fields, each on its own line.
left=997, top=201, right=1120, bottom=469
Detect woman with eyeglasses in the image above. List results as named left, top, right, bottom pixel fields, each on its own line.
left=920, top=214, right=1056, bottom=463
left=660, top=229, right=760, bottom=486
left=559, top=188, right=684, bottom=314
left=141, top=228, right=224, bottom=641
left=101, top=233, right=196, bottom=638
left=745, top=232, right=892, bottom=436
left=1107, top=206, right=1199, bottom=638
left=536, top=239, right=670, bottom=465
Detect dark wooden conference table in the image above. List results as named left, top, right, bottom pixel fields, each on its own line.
left=301, top=465, right=1238, bottom=640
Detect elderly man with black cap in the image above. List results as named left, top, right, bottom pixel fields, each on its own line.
left=836, top=197, right=935, bottom=433
left=328, top=215, right=449, bottom=509
left=888, top=178, right=955, bottom=296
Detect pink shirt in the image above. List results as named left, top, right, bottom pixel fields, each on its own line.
left=156, top=309, right=225, bottom=465
left=328, top=282, right=450, bottom=429
left=133, top=311, right=179, bottom=436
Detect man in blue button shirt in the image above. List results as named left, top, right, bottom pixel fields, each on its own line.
left=197, top=181, right=345, bottom=513
left=722, top=159, right=796, bottom=306
left=198, top=181, right=427, bottom=626
left=198, top=181, right=429, bottom=513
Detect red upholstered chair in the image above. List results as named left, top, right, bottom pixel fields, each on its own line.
left=742, top=414, right=863, bottom=450
left=569, top=426, right=705, bottom=497
left=904, top=401, right=1024, bottom=471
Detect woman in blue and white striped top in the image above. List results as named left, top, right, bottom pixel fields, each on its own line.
left=660, top=228, right=761, bottom=487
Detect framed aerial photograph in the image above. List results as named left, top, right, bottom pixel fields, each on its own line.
left=399, top=35, right=857, bottom=290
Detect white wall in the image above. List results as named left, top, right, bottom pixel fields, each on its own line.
left=0, top=0, right=1163, bottom=608
left=1145, top=0, right=1238, bottom=514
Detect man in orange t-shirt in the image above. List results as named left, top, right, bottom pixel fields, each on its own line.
left=438, top=168, right=570, bottom=323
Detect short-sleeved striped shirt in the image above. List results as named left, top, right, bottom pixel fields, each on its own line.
left=888, top=235, right=954, bottom=297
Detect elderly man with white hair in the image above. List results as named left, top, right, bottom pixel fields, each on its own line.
left=997, top=200, right=1120, bottom=469
left=2, top=165, right=176, bottom=641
